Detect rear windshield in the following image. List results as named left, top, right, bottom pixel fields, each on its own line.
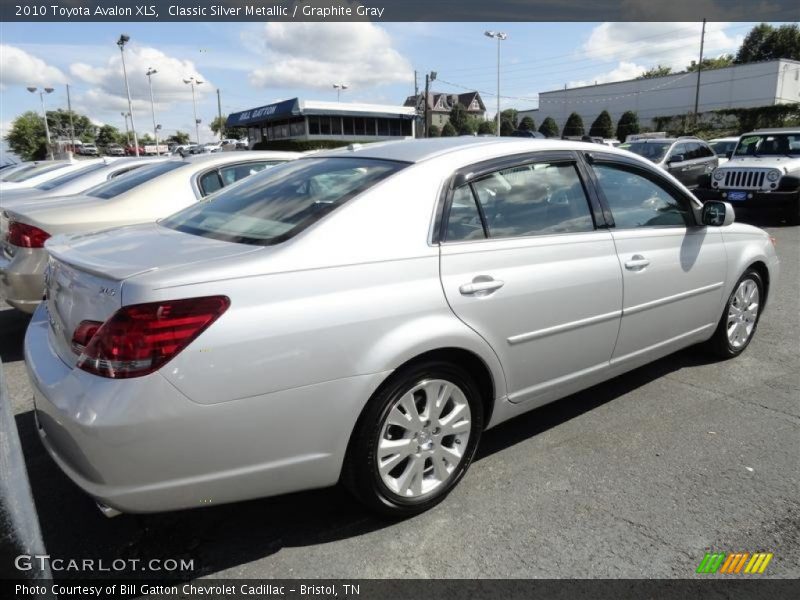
left=1, top=162, right=69, bottom=182
left=161, top=157, right=407, bottom=245
left=625, top=142, right=671, bottom=163
left=709, top=140, right=738, bottom=156
left=86, top=160, right=187, bottom=199
left=36, top=163, right=107, bottom=190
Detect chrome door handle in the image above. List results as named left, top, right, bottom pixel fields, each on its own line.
left=459, top=279, right=505, bottom=295
left=624, top=255, right=650, bottom=270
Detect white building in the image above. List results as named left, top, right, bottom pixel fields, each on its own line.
left=519, top=59, right=800, bottom=134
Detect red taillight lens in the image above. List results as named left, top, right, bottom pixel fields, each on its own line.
left=7, top=221, right=51, bottom=248
left=75, top=296, right=230, bottom=379
left=71, top=320, right=102, bottom=355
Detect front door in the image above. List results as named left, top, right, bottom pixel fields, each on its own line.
left=589, top=158, right=727, bottom=365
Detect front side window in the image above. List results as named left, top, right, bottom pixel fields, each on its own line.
left=86, top=161, right=187, bottom=199
left=593, top=164, right=692, bottom=229
left=162, top=158, right=407, bottom=245
left=467, top=162, right=594, bottom=239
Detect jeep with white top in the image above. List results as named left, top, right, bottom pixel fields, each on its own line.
left=695, top=127, right=800, bottom=224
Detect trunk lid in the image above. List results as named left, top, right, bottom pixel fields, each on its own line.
left=43, top=223, right=263, bottom=366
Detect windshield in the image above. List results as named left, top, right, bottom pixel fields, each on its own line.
left=1, top=161, right=68, bottom=182
left=161, top=157, right=407, bottom=246
left=710, top=140, right=738, bottom=156
left=36, top=163, right=107, bottom=190
left=624, top=142, right=671, bottom=163
left=734, top=134, right=800, bottom=157
left=86, top=160, right=187, bottom=199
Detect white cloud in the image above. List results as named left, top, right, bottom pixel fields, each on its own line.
left=569, top=61, right=649, bottom=88
left=0, top=44, right=68, bottom=90
left=246, top=22, right=412, bottom=90
left=580, top=22, right=743, bottom=83
left=69, top=45, right=211, bottom=107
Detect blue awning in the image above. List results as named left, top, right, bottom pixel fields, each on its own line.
left=226, top=98, right=299, bottom=127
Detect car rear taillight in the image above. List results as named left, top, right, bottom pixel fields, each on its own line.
left=75, top=296, right=230, bottom=379
left=71, top=320, right=103, bottom=355
left=7, top=221, right=51, bottom=248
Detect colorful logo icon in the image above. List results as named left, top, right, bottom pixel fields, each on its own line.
left=696, top=552, right=773, bottom=574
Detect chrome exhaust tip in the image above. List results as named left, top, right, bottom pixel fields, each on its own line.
left=96, top=501, right=122, bottom=518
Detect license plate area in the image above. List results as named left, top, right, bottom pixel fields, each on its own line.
left=727, top=191, right=747, bottom=201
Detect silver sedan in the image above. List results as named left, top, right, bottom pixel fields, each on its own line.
left=24, top=138, right=779, bottom=517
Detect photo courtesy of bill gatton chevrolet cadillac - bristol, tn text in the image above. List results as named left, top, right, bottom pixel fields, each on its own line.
left=19, top=137, right=778, bottom=518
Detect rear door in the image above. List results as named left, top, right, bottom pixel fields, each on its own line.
left=438, top=151, right=623, bottom=404
left=587, top=154, right=726, bottom=365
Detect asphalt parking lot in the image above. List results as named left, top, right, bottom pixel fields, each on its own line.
left=1, top=216, right=798, bottom=580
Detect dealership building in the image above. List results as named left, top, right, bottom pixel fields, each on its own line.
left=226, top=97, right=416, bottom=145
left=519, top=58, right=800, bottom=133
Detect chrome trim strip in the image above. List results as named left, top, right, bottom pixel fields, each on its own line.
left=623, top=282, right=724, bottom=316
left=508, top=360, right=609, bottom=402
left=507, top=310, right=622, bottom=345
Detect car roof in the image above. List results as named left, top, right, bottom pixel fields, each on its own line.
left=710, top=137, right=740, bottom=142
left=179, top=150, right=298, bottom=165
left=744, top=127, right=800, bottom=135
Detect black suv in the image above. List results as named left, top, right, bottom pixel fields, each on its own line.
left=622, top=136, right=718, bottom=189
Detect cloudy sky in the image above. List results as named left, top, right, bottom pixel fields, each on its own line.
left=0, top=21, right=780, bottom=144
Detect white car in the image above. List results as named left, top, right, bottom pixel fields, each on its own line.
left=0, top=151, right=297, bottom=312
left=22, top=138, right=778, bottom=517
left=0, top=161, right=80, bottom=191
left=0, top=157, right=165, bottom=209
left=708, top=136, right=740, bottom=165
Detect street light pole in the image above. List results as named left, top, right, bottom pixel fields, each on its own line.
left=26, top=86, right=54, bottom=160
left=121, top=112, right=131, bottom=146
left=485, top=30, right=507, bottom=137
left=117, top=34, right=139, bottom=156
left=146, top=67, right=159, bottom=155
left=183, top=77, right=203, bottom=144
left=333, top=83, right=348, bottom=102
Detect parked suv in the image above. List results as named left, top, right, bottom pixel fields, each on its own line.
left=78, top=143, right=99, bottom=156
left=695, top=128, right=800, bottom=224
left=623, top=136, right=718, bottom=189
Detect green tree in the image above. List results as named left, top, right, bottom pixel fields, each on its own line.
left=428, top=124, right=441, bottom=137
left=139, top=133, right=155, bottom=144
left=96, top=124, right=123, bottom=147
left=687, top=54, right=734, bottom=72
left=589, top=110, right=614, bottom=138
left=637, top=65, right=672, bottom=79
left=166, top=131, right=191, bottom=145
left=4, top=111, right=48, bottom=160
left=500, top=109, right=518, bottom=129
left=735, top=23, right=800, bottom=63
left=448, top=103, right=470, bottom=133
left=518, top=116, right=535, bottom=131
left=210, top=116, right=247, bottom=140
left=563, top=112, right=585, bottom=136
left=440, top=122, right=457, bottom=137
left=616, top=110, right=640, bottom=142
left=477, top=120, right=495, bottom=135
left=500, top=119, right=515, bottom=136
left=45, top=109, right=95, bottom=142
left=538, top=117, right=559, bottom=138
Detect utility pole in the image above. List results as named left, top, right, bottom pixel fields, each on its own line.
left=693, top=18, right=707, bottom=129
left=423, top=71, right=436, bottom=138
left=216, top=89, right=223, bottom=141
left=118, top=34, right=139, bottom=156
left=485, top=31, right=508, bottom=136
left=66, top=84, right=76, bottom=153
left=146, top=67, right=159, bottom=155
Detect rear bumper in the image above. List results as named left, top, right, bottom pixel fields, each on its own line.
left=0, top=247, right=47, bottom=313
left=24, top=305, right=388, bottom=513
left=695, top=187, right=799, bottom=211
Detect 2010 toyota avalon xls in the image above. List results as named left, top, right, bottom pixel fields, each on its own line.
left=25, top=138, right=778, bottom=517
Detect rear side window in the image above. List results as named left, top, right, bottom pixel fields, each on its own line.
left=1, top=162, right=68, bottom=182
left=86, top=161, right=187, bottom=199
left=36, top=163, right=106, bottom=190
left=446, top=185, right=486, bottom=241
left=461, top=162, right=594, bottom=239
left=593, top=164, right=692, bottom=228
left=197, top=161, right=286, bottom=196
left=162, top=157, right=407, bottom=245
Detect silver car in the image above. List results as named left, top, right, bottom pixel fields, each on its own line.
left=24, top=138, right=778, bottom=517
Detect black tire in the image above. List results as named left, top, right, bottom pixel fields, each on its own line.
left=342, top=360, right=484, bottom=517
left=705, top=269, right=764, bottom=359
left=785, top=198, right=800, bottom=226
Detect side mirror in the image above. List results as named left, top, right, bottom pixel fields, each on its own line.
left=668, top=154, right=685, bottom=164
left=701, top=201, right=735, bottom=227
